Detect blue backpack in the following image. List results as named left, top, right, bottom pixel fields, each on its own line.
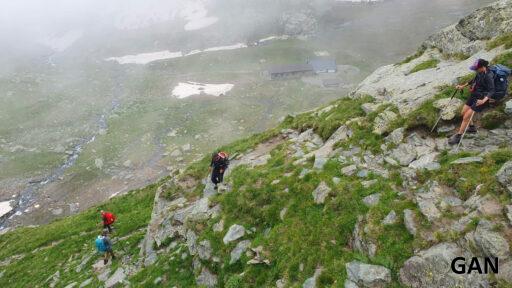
left=95, top=236, right=106, bottom=252
left=490, top=64, right=511, bottom=100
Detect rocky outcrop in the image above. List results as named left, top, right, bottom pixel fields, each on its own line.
left=400, top=243, right=490, bottom=288
left=345, top=261, right=391, bottom=288
left=497, top=161, right=512, bottom=193
left=352, top=0, right=512, bottom=116
left=423, top=0, right=512, bottom=56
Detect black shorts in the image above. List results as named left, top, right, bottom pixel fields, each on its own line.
left=465, top=92, right=490, bottom=113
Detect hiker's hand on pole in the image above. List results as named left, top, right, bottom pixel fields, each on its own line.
left=476, top=97, right=488, bottom=106
left=455, top=84, right=465, bottom=90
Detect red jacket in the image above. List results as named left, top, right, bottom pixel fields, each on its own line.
left=102, top=212, right=116, bottom=225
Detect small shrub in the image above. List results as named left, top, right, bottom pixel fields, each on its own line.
left=481, top=111, right=507, bottom=130
left=399, top=47, right=426, bottom=65
left=409, top=59, right=440, bottom=74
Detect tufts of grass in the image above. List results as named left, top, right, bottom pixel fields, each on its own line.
left=487, top=32, right=512, bottom=50
left=409, top=59, right=440, bottom=74
left=481, top=111, right=508, bottom=130
left=493, top=51, right=512, bottom=67
left=398, top=47, right=426, bottom=65
left=417, top=149, right=512, bottom=200
left=287, top=97, right=370, bottom=141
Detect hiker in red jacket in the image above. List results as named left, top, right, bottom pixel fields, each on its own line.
left=100, top=210, right=116, bottom=233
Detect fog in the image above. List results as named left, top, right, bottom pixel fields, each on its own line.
left=0, top=0, right=495, bottom=227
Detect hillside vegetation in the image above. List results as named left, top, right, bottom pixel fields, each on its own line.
left=2, top=1, right=512, bottom=287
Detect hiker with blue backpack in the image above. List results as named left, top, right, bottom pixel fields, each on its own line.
left=448, top=58, right=511, bottom=145
left=96, top=230, right=116, bottom=264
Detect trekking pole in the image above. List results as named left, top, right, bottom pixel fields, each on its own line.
left=431, top=89, right=461, bottom=133
left=456, top=110, right=475, bottom=151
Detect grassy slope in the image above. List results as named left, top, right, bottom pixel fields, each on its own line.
left=2, top=44, right=512, bottom=288
left=0, top=181, right=158, bottom=287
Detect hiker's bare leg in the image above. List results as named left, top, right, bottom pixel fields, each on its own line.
left=457, top=109, right=474, bottom=134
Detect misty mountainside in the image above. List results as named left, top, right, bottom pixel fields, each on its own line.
left=1, top=1, right=512, bottom=287
left=0, top=0, right=494, bottom=230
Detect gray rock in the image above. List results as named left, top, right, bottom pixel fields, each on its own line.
left=332, top=177, right=341, bottom=185
left=386, top=127, right=405, bottom=144
left=223, top=224, right=246, bottom=244
left=173, top=197, right=211, bottom=224
left=382, top=210, right=397, bottom=225
left=230, top=240, right=251, bottom=264
left=505, top=100, right=512, bottom=115
left=403, top=209, right=417, bottom=236
left=213, top=219, right=224, bottom=232
left=390, top=143, right=417, bottom=166
left=506, top=205, right=512, bottom=224
left=186, top=230, right=198, bottom=255
left=497, top=161, right=512, bottom=193
left=346, top=261, right=391, bottom=288
left=362, top=103, right=382, bottom=114
left=79, top=278, right=92, bottom=288
left=361, top=179, right=377, bottom=188
left=196, top=268, right=218, bottom=288
left=51, top=208, right=63, bottom=216
left=433, top=98, right=464, bottom=121
left=415, top=182, right=446, bottom=222
left=105, top=268, right=125, bottom=288
left=474, top=221, right=510, bottom=259
left=64, top=283, right=77, bottom=288
left=409, top=153, right=439, bottom=170
left=496, top=260, right=512, bottom=282
left=312, top=181, right=331, bottom=204
left=352, top=216, right=377, bottom=258
left=451, top=156, right=483, bottom=164
left=197, top=240, right=212, bottom=260
left=373, top=110, right=398, bottom=135
left=344, top=280, right=359, bottom=288
left=302, top=267, right=323, bottom=288
left=276, top=279, right=287, bottom=288
left=299, top=168, right=311, bottom=179
left=400, top=242, right=490, bottom=288
left=342, top=165, right=358, bottom=176
left=357, top=170, right=369, bottom=178
left=363, top=193, right=381, bottom=207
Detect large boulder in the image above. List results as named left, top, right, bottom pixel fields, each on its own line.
left=497, top=161, right=512, bottom=193
left=400, top=243, right=490, bottom=288
left=433, top=98, right=464, bottom=121
left=473, top=221, right=510, bottom=259
left=345, top=261, right=391, bottom=288
left=423, top=0, right=512, bottom=56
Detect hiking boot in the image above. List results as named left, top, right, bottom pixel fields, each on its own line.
left=467, top=125, right=477, bottom=134
left=448, top=134, right=462, bottom=145
left=214, top=185, right=218, bottom=190
left=104, top=259, right=108, bottom=265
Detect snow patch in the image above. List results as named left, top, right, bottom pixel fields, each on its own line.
left=181, top=1, right=218, bottom=31
left=0, top=201, right=13, bottom=218
left=106, top=51, right=183, bottom=65
left=106, top=43, right=247, bottom=65
left=172, top=82, right=234, bottom=99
